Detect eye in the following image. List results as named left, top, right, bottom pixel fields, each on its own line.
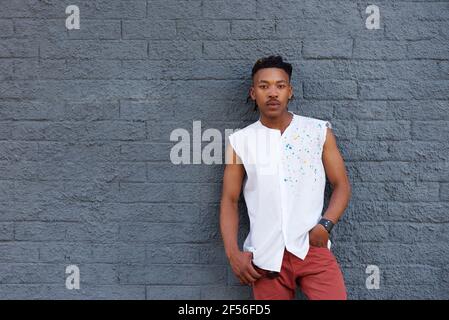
left=259, top=85, right=268, bottom=89
left=278, top=84, right=286, bottom=89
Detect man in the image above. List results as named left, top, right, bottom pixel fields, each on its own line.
left=219, top=55, right=351, bottom=300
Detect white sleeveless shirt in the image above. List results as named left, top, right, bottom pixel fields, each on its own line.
left=228, top=111, right=332, bottom=272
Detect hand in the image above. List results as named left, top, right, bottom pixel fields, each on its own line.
left=228, top=251, right=262, bottom=286
left=309, top=224, right=329, bottom=248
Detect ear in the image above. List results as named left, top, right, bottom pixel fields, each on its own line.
left=249, top=87, right=256, bottom=100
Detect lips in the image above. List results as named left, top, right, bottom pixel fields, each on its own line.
left=267, top=101, right=280, bottom=106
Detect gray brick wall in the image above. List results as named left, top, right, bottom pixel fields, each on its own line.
left=0, top=0, right=448, bottom=299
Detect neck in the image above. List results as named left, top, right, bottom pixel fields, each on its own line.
left=259, top=110, right=293, bottom=133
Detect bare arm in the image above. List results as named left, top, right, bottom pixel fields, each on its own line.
left=309, top=128, right=352, bottom=247
left=321, top=128, right=352, bottom=224
left=220, top=143, right=245, bottom=259
left=220, top=143, right=261, bottom=285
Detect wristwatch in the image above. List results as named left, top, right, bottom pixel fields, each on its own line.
left=318, top=218, right=334, bottom=234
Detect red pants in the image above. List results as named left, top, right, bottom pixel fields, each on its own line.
left=252, top=246, right=347, bottom=300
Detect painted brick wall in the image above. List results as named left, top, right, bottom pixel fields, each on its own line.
left=0, top=0, right=448, bottom=299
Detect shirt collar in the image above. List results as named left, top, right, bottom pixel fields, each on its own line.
left=256, top=111, right=297, bottom=133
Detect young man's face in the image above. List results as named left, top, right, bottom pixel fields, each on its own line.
left=250, top=67, right=293, bottom=118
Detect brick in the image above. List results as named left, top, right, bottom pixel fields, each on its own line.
left=346, top=161, right=415, bottom=182
left=357, top=120, right=411, bottom=140
left=0, top=59, right=13, bottom=80
left=14, top=59, right=123, bottom=80
left=38, top=160, right=145, bottom=183
left=301, top=0, right=359, bottom=20
left=303, top=80, right=357, bottom=100
left=257, top=0, right=304, bottom=19
left=13, top=19, right=67, bottom=40
left=39, top=242, right=146, bottom=264
left=120, top=100, right=175, bottom=120
left=146, top=244, right=199, bottom=264
left=0, top=160, right=39, bottom=180
left=147, top=0, right=202, bottom=19
left=147, top=163, right=223, bottom=183
left=388, top=100, right=449, bottom=120
left=411, top=121, right=449, bottom=141
left=67, top=20, right=121, bottom=40
left=0, top=80, right=152, bottom=100
left=57, top=181, right=119, bottom=203
left=40, top=40, right=147, bottom=59
left=335, top=222, right=449, bottom=244
left=343, top=201, right=449, bottom=223
left=332, top=101, right=389, bottom=120
left=14, top=222, right=68, bottom=241
left=359, top=80, right=412, bottom=100
left=0, top=243, right=39, bottom=262
left=65, top=100, right=120, bottom=120
left=0, top=121, right=12, bottom=140
left=276, top=17, right=378, bottom=40
left=146, top=286, right=201, bottom=299
left=38, top=141, right=120, bottom=162
left=377, top=141, right=449, bottom=162
left=119, top=142, right=173, bottom=162
left=121, top=60, right=165, bottom=80
left=203, top=40, right=302, bottom=60
left=0, top=141, right=39, bottom=161
left=118, top=264, right=226, bottom=285
left=0, top=284, right=145, bottom=299
left=298, top=60, right=387, bottom=81
left=177, top=20, right=230, bottom=40
left=382, top=2, right=449, bottom=22
left=118, top=222, right=214, bottom=243
left=148, top=40, right=202, bottom=60
left=0, top=263, right=61, bottom=284
left=0, top=222, right=14, bottom=240
left=410, top=81, right=449, bottom=100
left=0, top=202, right=40, bottom=221
left=0, top=181, right=63, bottom=203
left=0, top=0, right=63, bottom=18
left=231, top=20, right=275, bottom=39
left=0, top=99, right=64, bottom=120
left=384, top=61, right=443, bottom=81
left=408, top=41, right=449, bottom=59
left=440, top=183, right=449, bottom=201
left=303, top=39, right=353, bottom=59
left=0, top=39, right=38, bottom=57
left=350, top=181, right=439, bottom=202
left=11, top=120, right=146, bottom=141
left=0, top=19, right=13, bottom=37
left=200, top=285, right=252, bottom=300
left=122, top=20, right=176, bottom=40
left=0, top=1, right=146, bottom=19
left=66, top=223, right=119, bottom=243
left=101, top=202, right=200, bottom=223
left=204, top=0, right=256, bottom=19
left=385, top=19, right=449, bottom=41
left=353, top=40, right=408, bottom=60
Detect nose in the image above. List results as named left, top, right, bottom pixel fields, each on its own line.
left=268, top=86, right=279, bottom=98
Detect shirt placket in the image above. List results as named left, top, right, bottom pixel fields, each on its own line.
left=278, top=133, right=289, bottom=244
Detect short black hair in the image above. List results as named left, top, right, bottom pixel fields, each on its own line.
left=251, top=55, right=293, bottom=80
left=247, top=55, right=294, bottom=112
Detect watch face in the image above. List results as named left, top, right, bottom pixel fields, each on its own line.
left=320, top=219, right=333, bottom=232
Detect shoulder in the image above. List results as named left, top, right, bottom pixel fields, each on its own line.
left=297, top=115, right=331, bottom=128
left=295, top=115, right=333, bottom=147
left=227, top=121, right=259, bottom=161
left=228, top=120, right=260, bottom=141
